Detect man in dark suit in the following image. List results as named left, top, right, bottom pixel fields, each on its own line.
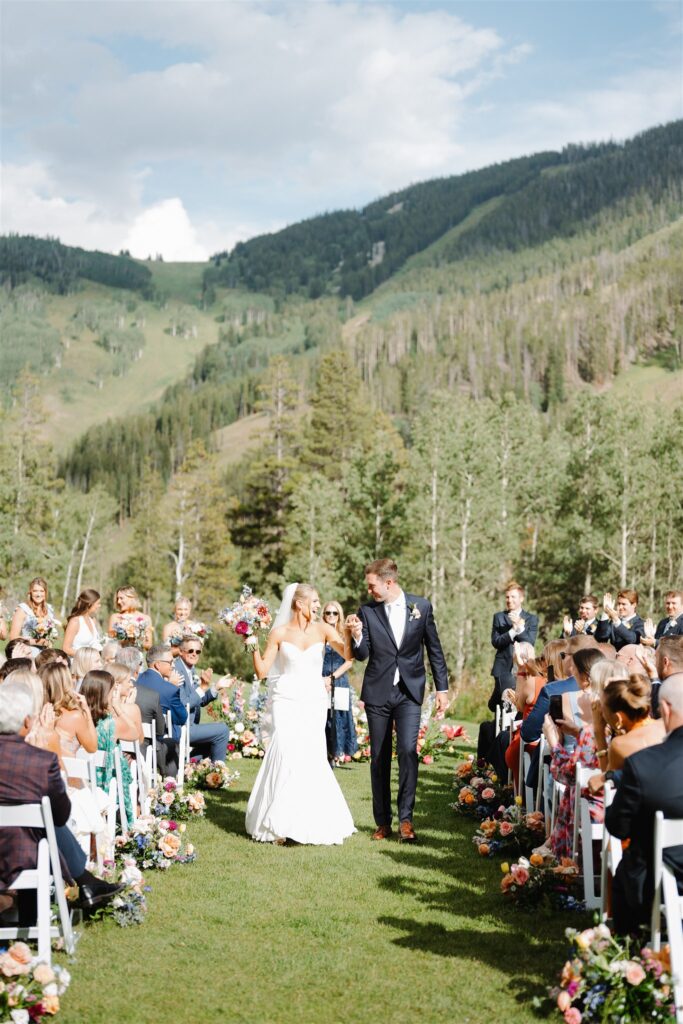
left=605, top=672, right=683, bottom=935
left=595, top=589, right=645, bottom=651
left=136, top=643, right=188, bottom=756
left=0, top=680, right=123, bottom=917
left=489, top=581, right=538, bottom=711
left=561, top=595, right=599, bottom=638
left=173, top=638, right=229, bottom=762
left=348, top=558, right=449, bottom=843
left=644, top=591, right=683, bottom=647
left=115, top=647, right=172, bottom=775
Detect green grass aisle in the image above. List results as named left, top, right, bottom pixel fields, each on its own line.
left=61, top=759, right=572, bottom=1024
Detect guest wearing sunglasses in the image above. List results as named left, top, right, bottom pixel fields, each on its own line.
left=173, top=637, right=229, bottom=762
left=322, top=601, right=358, bottom=764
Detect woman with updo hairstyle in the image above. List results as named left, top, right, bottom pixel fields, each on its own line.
left=63, top=588, right=103, bottom=656
left=9, top=577, right=59, bottom=648
left=108, top=585, right=153, bottom=650
left=600, top=673, right=665, bottom=772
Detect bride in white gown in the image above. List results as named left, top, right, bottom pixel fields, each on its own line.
left=245, top=583, right=356, bottom=845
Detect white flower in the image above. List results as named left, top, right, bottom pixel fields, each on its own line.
left=409, top=604, right=421, bottom=620
left=234, top=722, right=245, bottom=733
left=11, top=1011, right=30, bottom=1024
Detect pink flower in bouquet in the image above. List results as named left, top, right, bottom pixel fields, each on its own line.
left=164, top=780, right=177, bottom=792
left=158, top=833, right=182, bottom=858
left=499, top=821, right=514, bottom=836
left=206, top=771, right=223, bottom=788
left=423, top=755, right=434, bottom=765
left=33, top=963, right=56, bottom=985
left=167, top=821, right=178, bottom=831
left=557, top=991, right=572, bottom=1012
left=161, top=792, right=175, bottom=806
left=511, top=865, right=529, bottom=885
left=625, top=961, right=646, bottom=986
left=481, top=787, right=495, bottom=800
left=242, top=729, right=256, bottom=745
left=235, top=620, right=250, bottom=636
left=563, top=1008, right=582, bottom=1024
left=0, top=941, right=33, bottom=976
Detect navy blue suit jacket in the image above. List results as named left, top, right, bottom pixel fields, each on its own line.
left=354, top=593, right=448, bottom=705
left=655, top=614, right=683, bottom=642
left=173, top=656, right=215, bottom=725
left=490, top=610, right=538, bottom=679
left=595, top=614, right=645, bottom=650
left=136, top=668, right=188, bottom=740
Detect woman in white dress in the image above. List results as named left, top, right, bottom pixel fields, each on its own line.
left=245, top=583, right=356, bottom=846
left=63, top=588, right=104, bottom=656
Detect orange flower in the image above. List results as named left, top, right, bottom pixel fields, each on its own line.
left=42, top=995, right=60, bottom=1015
left=530, top=853, right=544, bottom=867
left=158, top=833, right=182, bottom=858
left=480, top=820, right=497, bottom=837
left=205, top=771, right=223, bottom=788
left=478, top=843, right=490, bottom=856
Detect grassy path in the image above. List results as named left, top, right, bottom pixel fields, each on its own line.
left=61, top=758, right=574, bottom=1024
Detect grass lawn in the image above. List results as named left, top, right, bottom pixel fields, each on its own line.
left=60, top=751, right=580, bottom=1024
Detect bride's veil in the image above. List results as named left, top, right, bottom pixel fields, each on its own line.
left=259, top=582, right=298, bottom=748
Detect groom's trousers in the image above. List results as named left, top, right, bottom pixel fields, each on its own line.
left=365, top=681, right=421, bottom=826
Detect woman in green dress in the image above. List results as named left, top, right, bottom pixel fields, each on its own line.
left=81, top=669, right=143, bottom=824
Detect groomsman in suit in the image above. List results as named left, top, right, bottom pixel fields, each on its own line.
left=114, top=647, right=171, bottom=775
left=641, top=591, right=683, bottom=648
left=605, top=672, right=683, bottom=935
left=173, top=638, right=229, bottom=762
left=595, top=589, right=645, bottom=651
left=489, top=581, right=538, bottom=712
left=561, top=595, right=599, bottom=638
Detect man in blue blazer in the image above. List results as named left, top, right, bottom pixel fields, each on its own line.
left=349, top=558, right=449, bottom=843
left=136, top=643, right=187, bottom=755
left=173, top=638, right=229, bottom=762
left=489, top=581, right=538, bottom=712
left=652, top=591, right=683, bottom=645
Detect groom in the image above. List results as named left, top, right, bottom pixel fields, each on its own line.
left=348, top=558, right=449, bottom=843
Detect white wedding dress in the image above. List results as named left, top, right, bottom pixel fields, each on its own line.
left=245, top=641, right=356, bottom=845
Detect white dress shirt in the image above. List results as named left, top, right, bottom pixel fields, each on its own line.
left=385, top=591, right=406, bottom=684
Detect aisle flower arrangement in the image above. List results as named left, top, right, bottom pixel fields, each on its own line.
left=500, top=854, right=583, bottom=912
left=473, top=801, right=546, bottom=857
left=96, top=860, right=149, bottom=927
left=452, top=757, right=514, bottom=817
left=207, top=683, right=266, bottom=758
left=551, top=925, right=675, bottom=1022
left=148, top=777, right=206, bottom=819
left=0, top=944, right=71, bottom=1022
left=218, top=585, right=271, bottom=651
left=114, top=815, right=196, bottom=870
left=184, top=757, right=240, bottom=790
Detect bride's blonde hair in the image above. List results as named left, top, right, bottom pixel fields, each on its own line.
left=290, top=584, right=317, bottom=612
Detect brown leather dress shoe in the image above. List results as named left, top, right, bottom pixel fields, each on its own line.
left=399, top=820, right=417, bottom=843
left=371, top=824, right=393, bottom=840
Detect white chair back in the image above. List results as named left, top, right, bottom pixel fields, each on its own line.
left=599, top=781, right=622, bottom=923
left=650, top=811, right=683, bottom=1022
left=518, top=735, right=534, bottom=812
left=0, top=797, right=75, bottom=963
left=165, top=708, right=190, bottom=786
left=572, top=763, right=603, bottom=910
left=142, top=720, right=157, bottom=782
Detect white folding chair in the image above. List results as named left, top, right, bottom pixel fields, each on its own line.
left=519, top=735, right=534, bottom=812
left=142, top=720, right=157, bottom=782
left=572, top=764, right=603, bottom=910
left=599, top=781, right=622, bottom=923
left=651, top=811, right=683, bottom=1022
left=165, top=710, right=188, bottom=786
left=62, top=755, right=107, bottom=868
left=120, top=738, right=149, bottom=815
left=535, top=735, right=547, bottom=814
left=0, top=797, right=75, bottom=964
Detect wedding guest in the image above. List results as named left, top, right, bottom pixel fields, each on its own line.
left=641, top=590, right=683, bottom=647
left=41, top=661, right=98, bottom=758
left=173, top=638, right=228, bottom=762
left=4, top=666, right=62, bottom=761
left=136, top=643, right=188, bottom=746
left=34, top=647, right=69, bottom=672
left=542, top=646, right=606, bottom=858
left=108, top=585, right=153, bottom=650
left=605, top=674, right=683, bottom=935
left=615, top=644, right=643, bottom=674
left=101, top=640, right=121, bottom=665
left=117, top=647, right=170, bottom=775
left=322, top=601, right=357, bottom=763
left=595, top=589, right=645, bottom=650
left=71, top=646, right=103, bottom=690
left=81, top=669, right=140, bottom=823
left=561, top=595, right=599, bottom=638
left=4, top=638, right=34, bottom=660
left=63, top=589, right=103, bottom=656
left=488, top=581, right=538, bottom=711
left=107, top=662, right=144, bottom=743
left=0, top=658, right=33, bottom=682
left=9, top=578, right=59, bottom=648
left=598, top=673, right=665, bottom=775
left=503, top=644, right=548, bottom=789
left=162, top=596, right=193, bottom=650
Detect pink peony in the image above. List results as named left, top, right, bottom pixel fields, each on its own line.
left=564, top=1009, right=582, bottom=1024
left=499, top=821, right=514, bottom=836
left=625, top=961, right=646, bottom=986
left=161, top=792, right=175, bottom=806
left=423, top=755, right=434, bottom=765
left=511, top=866, right=529, bottom=885
left=557, top=991, right=572, bottom=1012
left=481, top=787, right=495, bottom=800
left=235, top=620, right=250, bottom=636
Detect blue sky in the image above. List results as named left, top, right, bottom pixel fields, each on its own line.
left=1, top=0, right=681, bottom=260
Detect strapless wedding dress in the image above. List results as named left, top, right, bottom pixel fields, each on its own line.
left=245, top=642, right=356, bottom=845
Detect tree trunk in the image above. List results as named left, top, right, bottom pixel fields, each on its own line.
left=75, top=505, right=97, bottom=597
left=60, top=539, right=78, bottom=619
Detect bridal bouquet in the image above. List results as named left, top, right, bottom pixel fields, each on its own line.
left=110, top=612, right=148, bottom=647
left=27, top=613, right=61, bottom=644
left=0, top=944, right=71, bottom=1022
left=207, top=683, right=266, bottom=758
left=218, top=585, right=272, bottom=651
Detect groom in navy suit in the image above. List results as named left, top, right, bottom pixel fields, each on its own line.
left=348, top=558, right=449, bottom=843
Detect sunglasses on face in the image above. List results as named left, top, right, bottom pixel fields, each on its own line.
left=186, top=649, right=201, bottom=655
left=324, top=610, right=339, bottom=617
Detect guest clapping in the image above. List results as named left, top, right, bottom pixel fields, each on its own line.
left=595, top=589, right=645, bottom=650
left=489, top=581, right=538, bottom=711
left=562, top=595, right=599, bottom=638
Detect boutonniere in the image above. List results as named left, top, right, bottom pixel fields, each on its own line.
left=408, top=603, right=421, bottom=621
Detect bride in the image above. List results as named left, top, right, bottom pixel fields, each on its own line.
left=245, top=583, right=356, bottom=845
